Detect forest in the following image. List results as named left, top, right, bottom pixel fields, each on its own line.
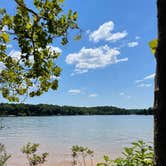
left=0, top=103, right=153, bottom=116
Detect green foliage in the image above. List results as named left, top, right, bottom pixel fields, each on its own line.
left=149, top=39, right=158, bottom=55
left=0, top=144, right=11, bottom=166
left=0, top=0, right=79, bottom=102
left=0, top=103, right=153, bottom=116
left=21, top=142, right=48, bottom=166
left=71, top=145, right=94, bottom=166
left=97, top=140, right=154, bottom=166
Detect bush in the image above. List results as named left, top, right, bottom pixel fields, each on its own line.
left=0, top=144, right=11, bottom=166
left=21, top=143, right=48, bottom=166
left=71, top=145, right=94, bottom=166
left=97, top=140, right=154, bottom=166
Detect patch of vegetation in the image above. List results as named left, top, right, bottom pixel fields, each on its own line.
left=0, top=140, right=153, bottom=166
left=21, top=143, right=48, bottom=166
left=97, top=140, right=154, bottom=166
left=0, top=144, right=11, bottom=166
left=71, top=145, right=94, bottom=166
left=0, top=103, right=153, bottom=116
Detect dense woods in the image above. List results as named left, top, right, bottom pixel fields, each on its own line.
left=0, top=103, right=153, bottom=116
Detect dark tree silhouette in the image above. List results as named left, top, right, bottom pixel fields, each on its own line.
left=154, top=0, right=166, bottom=165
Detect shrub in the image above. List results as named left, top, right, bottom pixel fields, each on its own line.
left=0, top=144, right=11, bottom=166
left=97, top=140, right=154, bottom=166
left=21, top=143, right=48, bottom=166
left=71, top=145, right=94, bottom=166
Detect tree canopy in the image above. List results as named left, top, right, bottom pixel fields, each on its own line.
left=0, top=0, right=79, bottom=102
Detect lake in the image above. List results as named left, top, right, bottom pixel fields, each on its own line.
left=0, top=115, right=153, bottom=165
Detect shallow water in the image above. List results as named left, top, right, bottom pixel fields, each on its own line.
left=0, top=115, right=153, bottom=165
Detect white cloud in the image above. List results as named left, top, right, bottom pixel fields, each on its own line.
left=86, top=30, right=91, bottom=34
left=8, top=50, right=21, bottom=60
left=89, top=21, right=127, bottom=42
left=47, top=45, right=62, bottom=54
left=128, top=42, right=139, bottom=48
left=120, top=92, right=131, bottom=99
left=8, top=46, right=61, bottom=62
left=135, top=36, right=141, bottom=40
left=135, top=73, right=155, bottom=83
left=120, top=92, right=125, bottom=96
left=135, top=80, right=143, bottom=83
left=7, top=44, right=13, bottom=48
left=89, top=93, right=98, bottom=97
left=68, top=89, right=81, bottom=95
left=137, top=83, right=152, bottom=88
left=127, top=96, right=131, bottom=99
left=144, top=73, right=155, bottom=80
left=66, top=45, right=128, bottom=74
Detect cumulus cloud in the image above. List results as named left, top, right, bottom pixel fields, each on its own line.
left=66, top=45, right=128, bottom=74
left=89, top=93, right=98, bottom=97
left=46, top=45, right=62, bottom=54
left=8, top=46, right=61, bottom=62
left=8, top=50, right=21, bottom=60
left=128, top=42, right=139, bottom=48
left=89, top=21, right=127, bottom=42
left=68, top=89, right=81, bottom=95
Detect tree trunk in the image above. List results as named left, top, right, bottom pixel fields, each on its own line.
left=154, top=0, right=166, bottom=165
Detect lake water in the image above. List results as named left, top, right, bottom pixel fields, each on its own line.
left=0, top=115, right=153, bottom=165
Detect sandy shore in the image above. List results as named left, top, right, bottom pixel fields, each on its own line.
left=6, top=151, right=121, bottom=166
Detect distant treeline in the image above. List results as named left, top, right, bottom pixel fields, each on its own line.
left=0, top=103, right=153, bottom=116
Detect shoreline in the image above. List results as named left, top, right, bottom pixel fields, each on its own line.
left=6, top=151, right=122, bottom=166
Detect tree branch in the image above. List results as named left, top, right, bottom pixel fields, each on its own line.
left=14, top=0, right=39, bottom=20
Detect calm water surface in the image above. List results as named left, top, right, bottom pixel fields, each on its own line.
left=0, top=115, right=153, bottom=165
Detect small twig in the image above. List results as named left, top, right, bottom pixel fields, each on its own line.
left=14, top=0, right=39, bottom=20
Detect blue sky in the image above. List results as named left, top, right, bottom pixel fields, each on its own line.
left=0, top=0, right=157, bottom=108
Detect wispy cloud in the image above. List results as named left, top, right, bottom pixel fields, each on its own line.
left=137, top=83, right=152, bottom=88
left=120, top=92, right=131, bottom=99
left=135, top=36, right=141, bottom=40
left=89, top=93, right=98, bottom=97
left=66, top=45, right=128, bottom=74
left=68, top=89, right=81, bottom=95
left=89, top=21, right=127, bottom=42
left=144, top=73, right=155, bottom=80
left=128, top=41, right=139, bottom=48
left=135, top=73, right=155, bottom=83
left=120, top=92, right=125, bottom=96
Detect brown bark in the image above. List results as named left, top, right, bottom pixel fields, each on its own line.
left=154, top=0, right=166, bottom=165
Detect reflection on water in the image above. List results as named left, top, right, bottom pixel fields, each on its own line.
left=0, top=115, right=153, bottom=165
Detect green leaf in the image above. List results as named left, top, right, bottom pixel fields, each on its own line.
left=104, top=155, right=110, bottom=162
left=1, top=33, right=10, bottom=43
left=73, top=12, right=78, bottom=21
left=149, top=39, right=158, bottom=54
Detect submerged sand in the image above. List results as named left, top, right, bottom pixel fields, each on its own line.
left=6, top=150, right=121, bottom=166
